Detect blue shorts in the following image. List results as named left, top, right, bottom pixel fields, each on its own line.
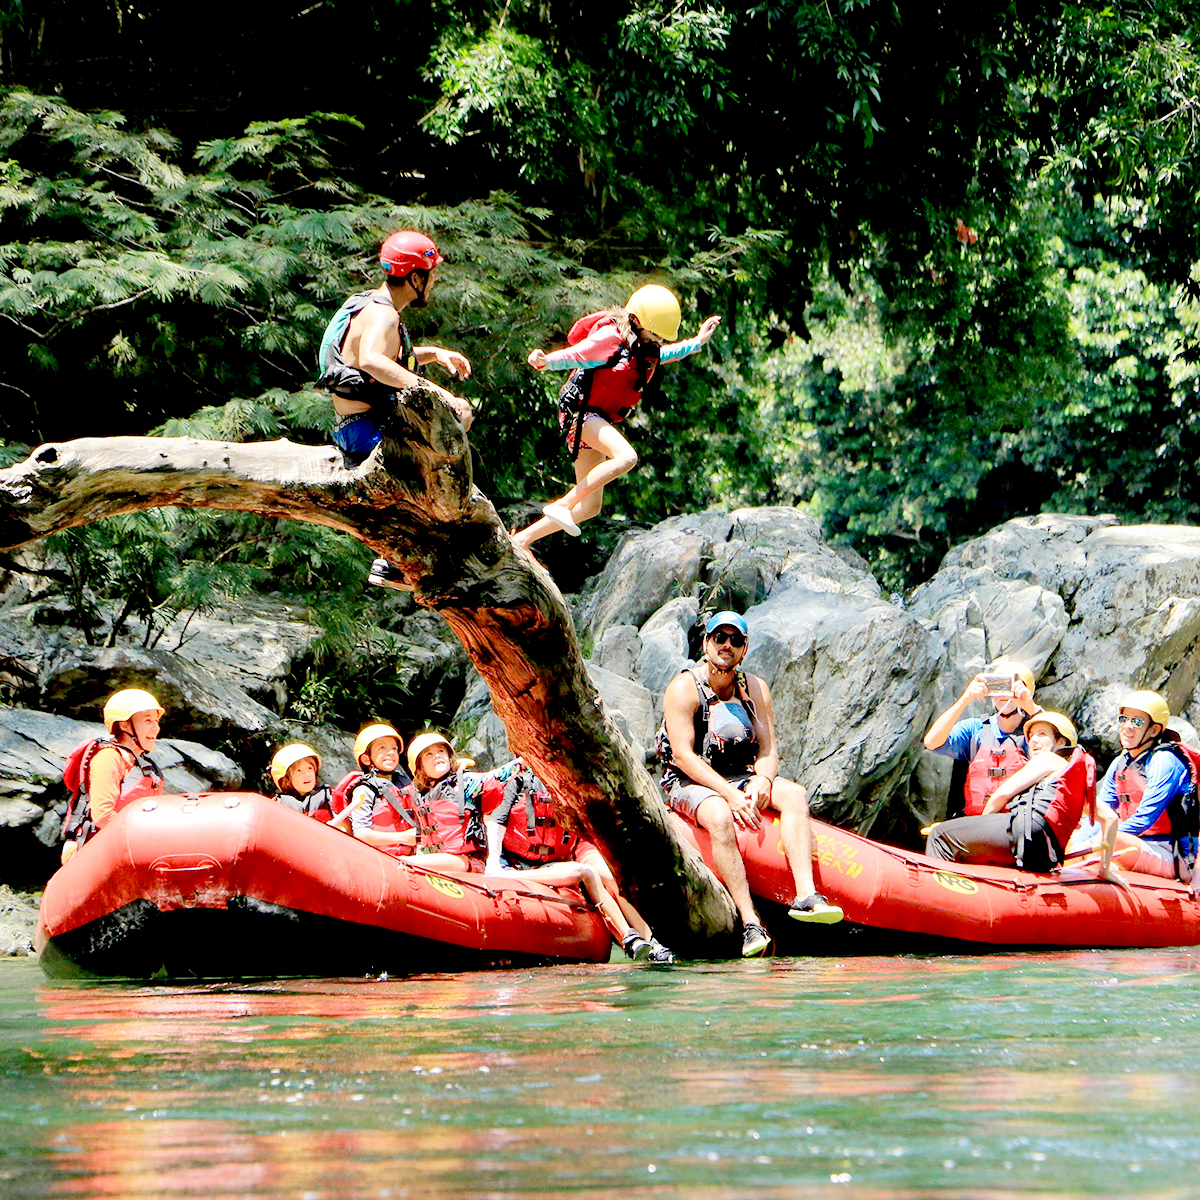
left=332, top=413, right=385, bottom=466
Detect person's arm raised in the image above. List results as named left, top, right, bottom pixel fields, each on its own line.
left=924, top=675, right=989, bottom=751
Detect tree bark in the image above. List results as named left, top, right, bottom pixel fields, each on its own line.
left=0, top=388, right=738, bottom=955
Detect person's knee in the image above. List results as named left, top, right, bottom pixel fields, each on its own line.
left=772, top=778, right=809, bottom=815
left=615, top=447, right=638, bottom=475
left=697, top=797, right=735, bottom=840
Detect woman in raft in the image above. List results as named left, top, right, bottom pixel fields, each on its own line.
left=512, top=285, right=721, bottom=549
left=925, top=711, right=1122, bottom=883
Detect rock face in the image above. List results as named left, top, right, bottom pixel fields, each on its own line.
left=457, top=506, right=938, bottom=832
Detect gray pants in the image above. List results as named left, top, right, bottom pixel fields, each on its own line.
left=926, top=813, right=1016, bottom=866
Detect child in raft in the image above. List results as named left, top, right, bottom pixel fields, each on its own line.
left=512, top=285, right=721, bottom=550
left=405, top=732, right=524, bottom=872
left=340, top=723, right=419, bottom=853
left=269, top=743, right=334, bottom=820
left=485, top=769, right=676, bottom=963
left=925, top=711, right=1123, bottom=884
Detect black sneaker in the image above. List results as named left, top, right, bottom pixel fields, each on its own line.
left=787, top=893, right=844, bottom=924
left=622, top=934, right=653, bottom=962
left=367, top=558, right=413, bottom=591
left=644, top=938, right=676, bottom=964
left=742, top=923, right=770, bottom=958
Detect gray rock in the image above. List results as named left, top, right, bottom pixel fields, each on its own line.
left=582, top=527, right=707, bottom=638
left=155, top=596, right=321, bottom=709
left=583, top=663, right=657, bottom=761
left=743, top=586, right=940, bottom=831
left=636, top=598, right=698, bottom=716
left=593, top=625, right=642, bottom=680
left=37, top=644, right=283, bottom=740
left=0, top=886, right=37, bottom=957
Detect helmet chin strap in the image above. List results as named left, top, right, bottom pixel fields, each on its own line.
left=1128, top=724, right=1161, bottom=755
left=119, top=720, right=149, bottom=756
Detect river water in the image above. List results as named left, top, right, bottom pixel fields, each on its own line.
left=2, top=949, right=1199, bottom=1199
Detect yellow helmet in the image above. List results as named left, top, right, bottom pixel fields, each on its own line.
left=1120, top=690, right=1170, bottom=729
left=354, top=722, right=402, bottom=761
left=270, top=743, right=322, bottom=789
left=987, top=659, right=1036, bottom=693
left=103, top=688, right=165, bottom=731
left=626, top=284, right=681, bottom=342
left=407, top=731, right=454, bottom=776
left=1026, top=711, right=1077, bottom=747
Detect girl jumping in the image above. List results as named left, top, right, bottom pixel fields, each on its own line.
left=513, top=285, right=720, bottom=549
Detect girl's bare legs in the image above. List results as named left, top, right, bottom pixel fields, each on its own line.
left=512, top=860, right=635, bottom=945
left=578, top=845, right=653, bottom=940
left=410, top=852, right=472, bottom=873
left=513, top=420, right=637, bottom=549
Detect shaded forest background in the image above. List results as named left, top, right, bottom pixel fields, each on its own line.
left=0, top=0, right=1197, bottom=729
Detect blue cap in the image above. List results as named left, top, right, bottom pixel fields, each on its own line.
left=705, top=610, right=748, bottom=637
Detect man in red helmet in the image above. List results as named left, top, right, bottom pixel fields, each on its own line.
left=319, top=230, right=473, bottom=455
left=318, top=230, right=475, bottom=587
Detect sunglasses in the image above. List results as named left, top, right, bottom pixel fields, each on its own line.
left=708, top=630, right=746, bottom=648
left=1117, top=714, right=1147, bottom=728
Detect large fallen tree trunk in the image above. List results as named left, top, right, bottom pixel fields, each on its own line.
left=0, top=388, right=738, bottom=955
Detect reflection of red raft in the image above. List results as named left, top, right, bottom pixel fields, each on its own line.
left=679, top=817, right=1200, bottom=950
left=37, top=793, right=611, bottom=979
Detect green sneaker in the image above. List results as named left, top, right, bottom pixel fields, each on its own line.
left=742, top=923, right=770, bottom=957
left=788, top=893, right=844, bottom=924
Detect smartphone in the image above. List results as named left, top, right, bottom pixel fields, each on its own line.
left=980, top=672, right=1017, bottom=696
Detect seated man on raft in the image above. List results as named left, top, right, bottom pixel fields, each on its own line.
left=925, top=711, right=1122, bottom=883
left=1076, top=690, right=1199, bottom=881
left=658, top=610, right=843, bottom=959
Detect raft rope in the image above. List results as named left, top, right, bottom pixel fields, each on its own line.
left=863, top=837, right=1188, bottom=897
left=396, top=861, right=595, bottom=913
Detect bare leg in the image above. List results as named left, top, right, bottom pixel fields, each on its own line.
left=579, top=845, right=652, bottom=940
left=513, top=420, right=637, bottom=548
left=695, top=795, right=760, bottom=928
left=410, top=852, right=472, bottom=873
left=513, top=860, right=634, bottom=944
left=771, top=778, right=817, bottom=899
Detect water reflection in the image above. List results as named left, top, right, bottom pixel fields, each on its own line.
left=2, top=952, right=1200, bottom=1198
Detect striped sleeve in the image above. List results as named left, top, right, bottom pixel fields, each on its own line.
left=541, top=325, right=623, bottom=372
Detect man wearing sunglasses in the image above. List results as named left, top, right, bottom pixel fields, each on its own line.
left=1094, top=690, right=1197, bottom=879
left=659, top=610, right=843, bottom=958
left=923, top=659, right=1042, bottom=820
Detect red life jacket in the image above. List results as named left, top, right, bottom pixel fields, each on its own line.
left=1114, top=749, right=1175, bottom=839
left=1113, top=738, right=1200, bottom=844
left=501, top=773, right=575, bottom=863
left=1009, top=747, right=1096, bottom=870
left=962, top=721, right=1028, bottom=817
left=411, top=773, right=486, bottom=858
left=559, top=313, right=660, bottom=426
left=333, top=771, right=416, bottom=833
left=62, top=736, right=164, bottom=845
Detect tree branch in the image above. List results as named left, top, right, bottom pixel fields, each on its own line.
left=0, top=385, right=737, bottom=953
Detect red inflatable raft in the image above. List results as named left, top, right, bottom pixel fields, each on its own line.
left=679, top=816, right=1200, bottom=952
left=36, top=792, right=612, bottom=979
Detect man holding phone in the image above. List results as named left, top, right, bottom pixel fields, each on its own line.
left=658, top=610, right=843, bottom=958
left=923, top=659, right=1043, bottom=819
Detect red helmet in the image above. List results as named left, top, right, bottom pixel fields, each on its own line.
left=380, top=231, right=444, bottom=278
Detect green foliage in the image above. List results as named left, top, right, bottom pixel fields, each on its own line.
left=2, top=0, right=1199, bottom=616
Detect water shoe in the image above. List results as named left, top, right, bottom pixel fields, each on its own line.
left=788, top=893, right=844, bottom=924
